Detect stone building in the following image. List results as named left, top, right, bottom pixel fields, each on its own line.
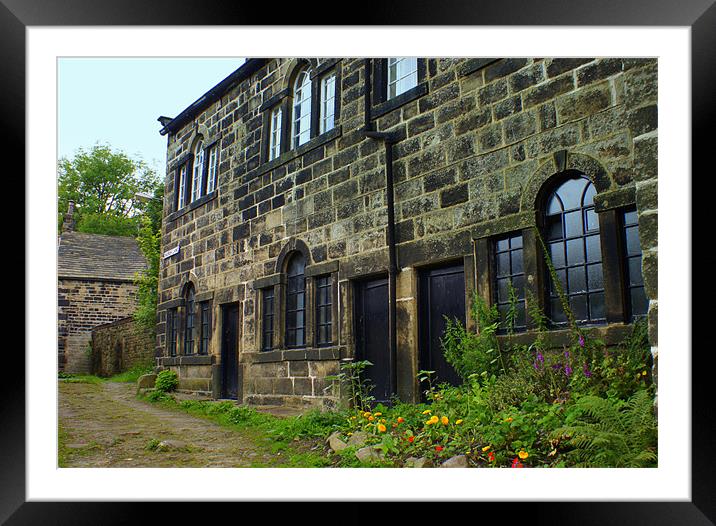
left=155, top=57, right=657, bottom=409
left=58, top=202, right=148, bottom=373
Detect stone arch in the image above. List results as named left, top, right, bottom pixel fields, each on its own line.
left=520, top=151, right=613, bottom=212
left=275, top=238, right=312, bottom=274
left=187, top=123, right=210, bottom=152
left=179, top=273, right=200, bottom=298
left=281, top=58, right=316, bottom=92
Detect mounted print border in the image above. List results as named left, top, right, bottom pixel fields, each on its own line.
left=9, top=0, right=710, bottom=523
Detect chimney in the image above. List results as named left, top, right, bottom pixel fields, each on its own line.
left=62, top=201, right=75, bottom=232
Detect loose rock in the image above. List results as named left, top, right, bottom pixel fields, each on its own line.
left=440, top=455, right=469, bottom=468
left=327, top=431, right=348, bottom=452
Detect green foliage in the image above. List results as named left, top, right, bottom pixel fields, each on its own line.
left=107, top=362, right=154, bottom=383
left=133, top=184, right=164, bottom=334
left=145, top=438, right=161, bottom=451
left=154, top=370, right=178, bottom=393
left=145, top=390, right=173, bottom=403
left=326, top=360, right=375, bottom=411
left=440, top=294, right=506, bottom=383
left=551, top=390, right=657, bottom=467
left=58, top=144, right=160, bottom=236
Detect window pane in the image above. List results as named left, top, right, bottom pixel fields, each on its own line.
left=510, top=235, right=523, bottom=249
left=585, top=208, right=599, bottom=232
left=564, top=210, right=583, bottom=238
left=511, top=248, right=524, bottom=274
left=557, top=177, right=587, bottom=210
left=589, top=292, right=605, bottom=320
left=587, top=263, right=603, bottom=290
left=628, top=258, right=644, bottom=286
left=568, top=267, right=586, bottom=293
left=496, top=238, right=509, bottom=252
left=630, top=287, right=649, bottom=317
left=625, top=225, right=641, bottom=256
left=582, top=182, right=597, bottom=206
left=496, top=253, right=510, bottom=277
left=586, top=234, right=602, bottom=263
left=546, top=215, right=563, bottom=241
left=549, top=242, right=565, bottom=268
left=550, top=298, right=567, bottom=323
left=569, top=295, right=588, bottom=321
left=497, top=278, right=510, bottom=303
left=566, top=239, right=585, bottom=265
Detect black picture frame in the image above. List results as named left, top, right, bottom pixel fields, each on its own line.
left=7, top=0, right=709, bottom=522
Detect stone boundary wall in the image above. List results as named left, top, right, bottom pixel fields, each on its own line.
left=91, top=316, right=156, bottom=377
left=59, top=278, right=141, bottom=374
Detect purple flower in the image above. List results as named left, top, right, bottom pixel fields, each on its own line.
left=533, top=361, right=540, bottom=370
left=536, top=352, right=544, bottom=363
left=564, top=350, right=570, bottom=359
left=578, top=335, right=585, bottom=348
left=564, top=365, right=573, bottom=377
left=583, top=364, right=592, bottom=378
left=552, top=364, right=562, bottom=371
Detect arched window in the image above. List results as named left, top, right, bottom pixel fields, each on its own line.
left=285, top=253, right=306, bottom=348
left=184, top=284, right=196, bottom=354
left=291, top=69, right=312, bottom=149
left=543, top=173, right=605, bottom=326
left=191, top=140, right=205, bottom=202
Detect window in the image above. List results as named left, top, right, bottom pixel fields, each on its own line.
left=206, top=143, right=219, bottom=194
left=291, top=69, right=312, bottom=149
left=176, top=163, right=188, bottom=210
left=261, top=288, right=275, bottom=351
left=315, top=275, right=333, bottom=346
left=387, top=57, right=418, bottom=99
left=543, top=175, right=605, bottom=326
left=167, top=308, right=177, bottom=357
left=191, top=140, right=205, bottom=202
left=493, top=233, right=527, bottom=333
left=622, top=208, right=648, bottom=320
left=268, top=106, right=282, bottom=161
left=184, top=285, right=195, bottom=354
left=319, top=72, right=336, bottom=134
left=199, top=301, right=211, bottom=355
left=285, top=253, right=306, bottom=348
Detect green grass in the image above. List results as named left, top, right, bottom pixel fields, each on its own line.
left=58, top=363, right=154, bottom=385
left=137, top=393, right=343, bottom=467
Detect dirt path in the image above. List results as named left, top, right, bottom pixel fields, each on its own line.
left=58, top=381, right=281, bottom=468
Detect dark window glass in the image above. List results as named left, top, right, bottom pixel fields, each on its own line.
left=543, top=175, right=605, bottom=326
left=493, top=233, right=527, bottom=333
left=199, top=301, right=210, bottom=355
left=316, top=275, right=333, bottom=346
left=167, top=309, right=177, bottom=357
left=622, top=208, right=649, bottom=319
left=262, top=288, right=274, bottom=351
left=184, top=286, right=195, bottom=354
left=285, top=253, right=306, bottom=348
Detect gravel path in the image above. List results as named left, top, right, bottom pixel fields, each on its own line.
left=58, top=381, right=282, bottom=468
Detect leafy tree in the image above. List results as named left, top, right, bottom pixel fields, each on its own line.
left=58, top=144, right=160, bottom=236
left=133, top=183, right=164, bottom=334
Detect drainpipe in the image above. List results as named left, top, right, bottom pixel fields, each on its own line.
left=363, top=128, right=400, bottom=402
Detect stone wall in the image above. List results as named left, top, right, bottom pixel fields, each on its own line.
left=156, top=57, right=658, bottom=407
left=58, top=278, right=140, bottom=373
left=91, top=317, right=156, bottom=377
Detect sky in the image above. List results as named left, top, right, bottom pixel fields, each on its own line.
left=58, top=58, right=246, bottom=176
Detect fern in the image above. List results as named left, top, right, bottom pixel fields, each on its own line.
left=551, top=390, right=657, bottom=467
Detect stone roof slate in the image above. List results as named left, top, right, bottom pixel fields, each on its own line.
left=57, top=231, right=147, bottom=282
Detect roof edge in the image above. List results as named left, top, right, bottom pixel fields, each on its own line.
left=158, top=58, right=268, bottom=136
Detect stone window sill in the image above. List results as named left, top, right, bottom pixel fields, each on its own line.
left=256, top=126, right=342, bottom=177
left=159, top=355, right=214, bottom=366
left=371, top=82, right=428, bottom=119
left=167, top=190, right=218, bottom=222
left=496, top=323, right=635, bottom=348
left=247, top=346, right=340, bottom=363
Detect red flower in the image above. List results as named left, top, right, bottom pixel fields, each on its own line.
left=435, top=446, right=444, bottom=452
left=488, top=451, right=495, bottom=462
left=511, top=457, right=524, bottom=468
left=407, top=436, right=414, bottom=443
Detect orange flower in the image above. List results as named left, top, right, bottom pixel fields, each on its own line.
left=368, top=416, right=375, bottom=421
left=518, top=450, right=529, bottom=460
left=377, top=423, right=387, bottom=433
left=441, top=416, right=449, bottom=425
left=397, top=417, right=405, bottom=424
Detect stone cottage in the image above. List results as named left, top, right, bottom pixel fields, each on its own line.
left=57, top=202, right=148, bottom=373
left=155, top=57, right=657, bottom=409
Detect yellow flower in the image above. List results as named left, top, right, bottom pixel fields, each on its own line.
left=430, top=415, right=439, bottom=424
left=422, top=409, right=432, bottom=415
left=518, top=450, right=529, bottom=460
left=374, top=412, right=382, bottom=416
left=482, top=445, right=491, bottom=452
left=380, top=419, right=386, bottom=424
left=377, top=423, right=387, bottom=433
left=363, top=412, right=371, bottom=418
left=642, top=371, right=647, bottom=376
left=504, top=417, right=513, bottom=423
left=456, top=419, right=464, bottom=425
left=441, top=416, right=449, bottom=425
left=425, top=419, right=434, bottom=425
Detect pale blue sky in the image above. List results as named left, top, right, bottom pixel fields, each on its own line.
left=58, top=58, right=246, bottom=176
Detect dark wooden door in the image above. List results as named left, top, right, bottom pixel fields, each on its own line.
left=221, top=303, right=239, bottom=399
left=419, top=263, right=465, bottom=392
left=354, top=277, right=392, bottom=404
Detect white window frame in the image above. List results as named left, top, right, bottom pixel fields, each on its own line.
left=191, top=140, right=205, bottom=202
left=269, top=106, right=282, bottom=161
left=319, top=72, right=336, bottom=135
left=291, top=69, right=312, bottom=149
left=387, top=57, right=418, bottom=100
left=177, top=163, right=187, bottom=209
left=206, top=144, right=218, bottom=193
